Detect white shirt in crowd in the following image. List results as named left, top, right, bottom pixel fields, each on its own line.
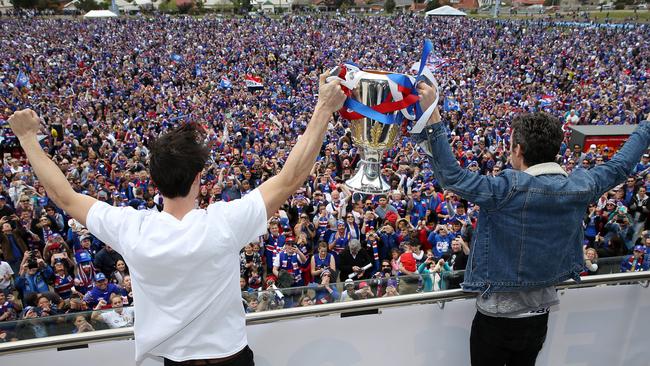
left=0, top=261, right=13, bottom=290
left=98, top=307, right=135, bottom=329
left=87, top=189, right=267, bottom=362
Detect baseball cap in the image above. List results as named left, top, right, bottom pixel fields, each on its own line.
left=358, top=281, right=368, bottom=289
left=344, top=278, right=354, bottom=287
left=468, top=161, right=479, bottom=167
left=94, top=273, right=107, bottom=282
left=644, top=154, right=650, bottom=158
left=606, top=199, right=616, bottom=205
left=0, top=195, right=5, bottom=201
left=590, top=144, right=597, bottom=149
left=633, top=245, right=646, bottom=253
left=320, top=269, right=331, bottom=278
left=80, top=234, right=92, bottom=242
left=76, top=251, right=92, bottom=263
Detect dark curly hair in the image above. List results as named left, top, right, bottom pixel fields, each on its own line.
left=149, top=123, right=210, bottom=199
left=511, top=112, right=563, bottom=167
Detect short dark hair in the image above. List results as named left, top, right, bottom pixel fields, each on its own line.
left=511, top=112, right=563, bottom=167
left=149, top=123, right=210, bottom=199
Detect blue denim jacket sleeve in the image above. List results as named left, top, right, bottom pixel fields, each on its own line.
left=585, top=121, right=650, bottom=201
left=412, top=123, right=511, bottom=209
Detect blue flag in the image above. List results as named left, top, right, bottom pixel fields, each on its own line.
left=443, top=97, right=460, bottom=112
left=15, top=71, right=30, bottom=89
left=219, top=77, right=232, bottom=89
left=194, top=64, right=202, bottom=77
left=170, top=54, right=183, bottom=62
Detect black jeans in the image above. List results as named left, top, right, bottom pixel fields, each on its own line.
left=470, top=311, right=548, bottom=366
left=164, top=346, right=254, bottom=366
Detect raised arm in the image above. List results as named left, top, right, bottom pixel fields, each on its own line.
left=586, top=115, right=650, bottom=201
left=8, top=110, right=97, bottom=227
left=412, top=84, right=511, bottom=209
left=258, top=74, right=346, bottom=219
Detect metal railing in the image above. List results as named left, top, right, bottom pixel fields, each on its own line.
left=1, top=271, right=648, bottom=355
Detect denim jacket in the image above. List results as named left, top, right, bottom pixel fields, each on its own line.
left=412, top=121, right=650, bottom=295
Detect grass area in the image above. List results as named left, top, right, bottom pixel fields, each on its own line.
left=469, top=9, right=650, bottom=22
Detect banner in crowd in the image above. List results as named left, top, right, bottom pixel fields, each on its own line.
left=244, top=75, right=264, bottom=91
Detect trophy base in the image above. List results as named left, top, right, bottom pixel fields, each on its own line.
left=345, top=160, right=391, bottom=195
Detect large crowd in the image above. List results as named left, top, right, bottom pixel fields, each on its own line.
left=0, top=14, right=649, bottom=341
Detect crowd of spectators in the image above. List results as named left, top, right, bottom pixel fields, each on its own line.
left=0, top=14, right=649, bottom=340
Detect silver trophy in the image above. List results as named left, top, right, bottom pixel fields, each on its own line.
left=344, top=70, right=405, bottom=195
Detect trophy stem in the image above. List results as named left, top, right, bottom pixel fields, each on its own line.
left=345, top=148, right=391, bottom=195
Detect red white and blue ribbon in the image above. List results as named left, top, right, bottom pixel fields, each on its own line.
left=328, top=40, right=440, bottom=134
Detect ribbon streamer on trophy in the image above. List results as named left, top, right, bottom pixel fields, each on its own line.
left=327, top=40, right=440, bottom=194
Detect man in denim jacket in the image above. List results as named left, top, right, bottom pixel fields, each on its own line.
left=414, top=82, right=650, bottom=366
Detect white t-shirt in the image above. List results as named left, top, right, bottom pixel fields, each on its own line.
left=99, top=307, right=135, bottom=329
left=0, top=261, right=13, bottom=289
left=86, top=188, right=267, bottom=362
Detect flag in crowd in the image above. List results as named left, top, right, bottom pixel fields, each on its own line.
left=15, top=70, right=30, bottom=89
left=244, top=75, right=264, bottom=91
left=219, top=77, right=232, bottom=89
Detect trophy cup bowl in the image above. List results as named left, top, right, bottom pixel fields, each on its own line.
left=344, top=70, right=404, bottom=195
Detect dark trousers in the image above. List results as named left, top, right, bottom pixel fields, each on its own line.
left=164, top=346, right=254, bottom=366
left=470, top=311, right=548, bottom=366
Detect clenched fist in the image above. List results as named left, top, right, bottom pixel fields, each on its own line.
left=316, top=73, right=347, bottom=114
left=8, top=109, right=41, bottom=140
left=416, top=82, right=441, bottom=124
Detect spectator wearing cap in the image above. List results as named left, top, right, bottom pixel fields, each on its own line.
left=74, top=251, right=96, bottom=294
left=75, top=234, right=97, bottom=258
left=339, top=278, right=358, bottom=302
left=52, top=258, right=75, bottom=300
left=82, top=272, right=124, bottom=309
left=93, top=244, right=124, bottom=278
left=272, top=238, right=307, bottom=287
left=620, top=245, right=649, bottom=272
left=339, top=239, right=372, bottom=282
left=634, top=153, right=650, bottom=175
left=309, top=269, right=339, bottom=304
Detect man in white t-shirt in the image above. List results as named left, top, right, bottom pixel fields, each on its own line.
left=92, top=293, right=135, bottom=329
left=0, top=255, right=14, bottom=295
left=7, top=74, right=345, bottom=365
